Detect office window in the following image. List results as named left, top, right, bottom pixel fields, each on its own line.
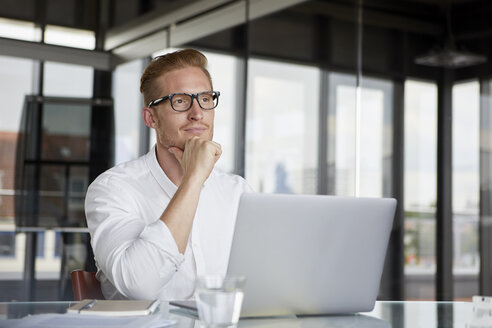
left=452, top=81, right=480, bottom=298
left=43, top=62, right=93, bottom=98
left=41, top=102, right=91, bottom=161
left=0, top=55, right=34, bottom=285
left=404, top=80, right=438, bottom=300
left=0, top=56, right=34, bottom=132
left=246, top=59, right=319, bottom=194
left=113, top=59, right=144, bottom=164
left=327, top=73, right=393, bottom=197
left=203, top=51, right=238, bottom=173
left=0, top=55, right=34, bottom=225
left=37, top=63, right=93, bottom=288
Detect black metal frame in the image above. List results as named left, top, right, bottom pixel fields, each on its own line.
left=379, top=79, right=405, bottom=300
left=436, top=69, right=454, bottom=301
left=16, top=96, right=113, bottom=301
left=480, top=79, right=492, bottom=296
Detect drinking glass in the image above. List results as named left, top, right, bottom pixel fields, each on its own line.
left=195, top=275, right=246, bottom=328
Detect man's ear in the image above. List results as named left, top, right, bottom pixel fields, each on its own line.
left=142, top=107, right=156, bottom=128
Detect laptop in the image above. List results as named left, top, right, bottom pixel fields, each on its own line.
left=171, top=193, right=396, bottom=317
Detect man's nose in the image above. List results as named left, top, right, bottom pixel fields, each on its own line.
left=187, top=98, right=204, bottom=120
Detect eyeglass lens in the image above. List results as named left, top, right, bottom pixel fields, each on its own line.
left=171, top=92, right=218, bottom=111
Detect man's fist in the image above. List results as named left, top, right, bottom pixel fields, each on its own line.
left=168, top=136, right=222, bottom=184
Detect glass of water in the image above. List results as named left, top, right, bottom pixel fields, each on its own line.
left=195, top=275, right=246, bottom=328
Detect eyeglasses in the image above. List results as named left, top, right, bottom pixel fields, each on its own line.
left=147, top=91, right=220, bottom=112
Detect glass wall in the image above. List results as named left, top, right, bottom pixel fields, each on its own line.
left=35, top=64, right=94, bottom=286
left=113, top=59, right=144, bottom=164
left=0, top=22, right=98, bottom=300
left=0, top=55, right=35, bottom=287
left=327, top=73, right=393, bottom=197
left=206, top=51, right=239, bottom=173
left=246, top=59, right=320, bottom=194
left=404, top=80, right=438, bottom=300
left=452, top=81, right=480, bottom=298
left=44, top=62, right=93, bottom=98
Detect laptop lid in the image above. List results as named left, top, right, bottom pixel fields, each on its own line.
left=226, top=193, right=396, bottom=317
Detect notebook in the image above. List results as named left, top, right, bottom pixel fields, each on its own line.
left=67, top=299, right=160, bottom=316
left=172, top=193, right=396, bottom=317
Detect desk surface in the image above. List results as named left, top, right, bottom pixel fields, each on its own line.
left=0, top=300, right=474, bottom=327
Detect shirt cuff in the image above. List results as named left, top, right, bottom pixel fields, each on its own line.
left=140, top=220, right=185, bottom=274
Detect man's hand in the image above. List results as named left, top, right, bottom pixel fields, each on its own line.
left=168, top=136, right=222, bottom=185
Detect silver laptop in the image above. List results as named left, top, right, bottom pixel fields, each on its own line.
left=171, top=193, right=396, bottom=317
left=226, top=193, right=396, bottom=317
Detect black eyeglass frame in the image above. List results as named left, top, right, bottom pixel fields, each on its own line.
left=147, top=91, right=220, bottom=112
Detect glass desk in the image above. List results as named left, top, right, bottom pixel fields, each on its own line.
left=0, top=300, right=474, bottom=327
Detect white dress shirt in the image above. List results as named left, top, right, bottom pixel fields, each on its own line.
left=85, top=146, right=252, bottom=300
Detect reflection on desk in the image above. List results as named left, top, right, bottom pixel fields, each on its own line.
left=236, top=314, right=390, bottom=328
left=0, top=300, right=474, bottom=328
left=168, top=308, right=390, bottom=328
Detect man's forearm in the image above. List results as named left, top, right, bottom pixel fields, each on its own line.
left=160, top=176, right=202, bottom=253
left=159, top=137, right=222, bottom=254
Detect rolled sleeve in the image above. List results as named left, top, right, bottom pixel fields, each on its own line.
left=86, top=175, right=183, bottom=300
left=140, top=220, right=185, bottom=274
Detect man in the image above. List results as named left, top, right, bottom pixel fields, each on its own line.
left=85, top=49, right=252, bottom=300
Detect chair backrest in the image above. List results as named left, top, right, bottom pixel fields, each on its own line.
left=71, top=270, right=105, bottom=301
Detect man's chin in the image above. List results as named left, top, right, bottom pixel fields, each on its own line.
left=184, top=133, right=213, bottom=141
left=160, top=134, right=213, bottom=150
left=184, top=131, right=208, bottom=138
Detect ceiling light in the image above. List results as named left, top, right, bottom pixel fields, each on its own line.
left=415, top=46, right=487, bottom=68
left=415, top=0, right=487, bottom=69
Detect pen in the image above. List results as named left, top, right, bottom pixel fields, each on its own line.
left=148, top=300, right=160, bottom=314
left=79, top=299, right=97, bottom=313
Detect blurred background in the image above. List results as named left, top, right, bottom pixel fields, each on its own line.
left=0, top=0, right=491, bottom=302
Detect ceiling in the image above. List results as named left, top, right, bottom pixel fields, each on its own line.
left=0, top=0, right=490, bottom=74
left=1, top=0, right=491, bottom=36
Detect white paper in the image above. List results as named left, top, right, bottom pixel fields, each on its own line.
left=466, top=296, right=492, bottom=328
left=0, top=313, right=175, bottom=328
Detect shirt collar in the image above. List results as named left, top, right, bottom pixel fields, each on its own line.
left=145, top=145, right=177, bottom=198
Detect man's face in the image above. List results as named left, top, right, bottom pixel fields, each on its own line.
left=149, top=66, right=215, bottom=150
